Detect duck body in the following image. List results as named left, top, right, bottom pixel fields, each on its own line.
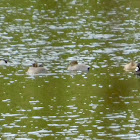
left=27, top=67, right=46, bottom=75
left=124, top=61, right=137, bottom=71
left=27, top=63, right=47, bottom=75
left=0, top=60, right=8, bottom=65
left=67, top=61, right=90, bottom=71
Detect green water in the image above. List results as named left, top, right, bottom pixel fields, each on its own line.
left=0, top=0, right=140, bottom=139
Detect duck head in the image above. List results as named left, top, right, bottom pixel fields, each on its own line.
left=70, top=61, right=78, bottom=66
left=32, top=63, right=38, bottom=67
left=130, top=61, right=136, bottom=66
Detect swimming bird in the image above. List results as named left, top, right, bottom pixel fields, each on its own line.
left=124, top=61, right=137, bottom=71
left=135, top=63, right=140, bottom=75
left=0, top=60, right=8, bottom=65
left=27, top=63, right=47, bottom=75
left=67, top=61, right=90, bottom=71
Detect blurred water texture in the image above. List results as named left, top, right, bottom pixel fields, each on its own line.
left=0, top=0, right=140, bottom=139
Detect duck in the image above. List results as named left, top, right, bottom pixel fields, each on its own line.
left=135, top=63, right=140, bottom=75
left=124, top=61, right=137, bottom=71
left=27, top=63, right=47, bottom=75
left=0, top=60, right=8, bottom=65
left=67, top=61, right=90, bottom=71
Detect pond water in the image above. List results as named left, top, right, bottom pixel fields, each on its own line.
left=1, top=0, right=140, bottom=139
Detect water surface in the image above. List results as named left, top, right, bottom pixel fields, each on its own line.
left=0, top=0, right=140, bottom=139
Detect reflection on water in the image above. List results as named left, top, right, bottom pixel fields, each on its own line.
left=0, top=0, right=140, bottom=139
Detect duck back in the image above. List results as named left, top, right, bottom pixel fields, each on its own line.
left=68, top=64, right=90, bottom=71
left=124, top=61, right=136, bottom=71
left=27, top=67, right=46, bottom=75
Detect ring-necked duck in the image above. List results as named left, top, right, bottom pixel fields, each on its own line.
left=0, top=60, right=8, bottom=65
left=27, top=63, right=47, bottom=75
left=135, top=63, right=140, bottom=75
left=67, top=61, right=90, bottom=71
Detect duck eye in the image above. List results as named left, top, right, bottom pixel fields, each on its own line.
left=135, top=67, right=139, bottom=71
